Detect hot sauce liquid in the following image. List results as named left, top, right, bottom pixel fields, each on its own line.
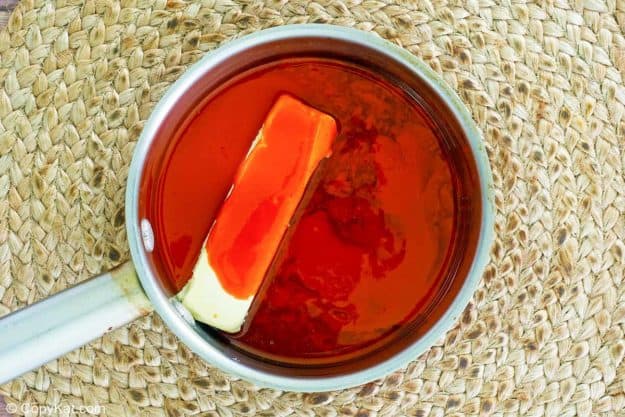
left=153, top=59, right=459, bottom=362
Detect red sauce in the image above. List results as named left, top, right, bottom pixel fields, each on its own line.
left=150, top=59, right=461, bottom=362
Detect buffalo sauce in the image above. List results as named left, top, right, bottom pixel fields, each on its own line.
left=151, top=59, right=462, bottom=362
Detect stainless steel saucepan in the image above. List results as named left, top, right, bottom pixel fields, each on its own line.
left=0, top=24, right=494, bottom=392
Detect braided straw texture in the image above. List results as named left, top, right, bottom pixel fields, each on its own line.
left=0, top=1, right=17, bottom=30
left=2, top=0, right=625, bottom=416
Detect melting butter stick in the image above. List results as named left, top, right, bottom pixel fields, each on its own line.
left=177, top=95, right=337, bottom=332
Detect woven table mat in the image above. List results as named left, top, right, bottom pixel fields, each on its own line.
left=0, top=1, right=17, bottom=31
left=2, top=0, right=625, bottom=416
left=0, top=7, right=17, bottom=416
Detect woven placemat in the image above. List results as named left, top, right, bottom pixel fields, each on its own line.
left=0, top=9, right=16, bottom=416
left=2, top=0, right=625, bottom=416
left=0, top=1, right=16, bottom=31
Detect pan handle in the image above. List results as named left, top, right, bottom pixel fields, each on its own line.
left=0, top=262, right=153, bottom=385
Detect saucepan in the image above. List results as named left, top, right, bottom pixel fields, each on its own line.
left=0, top=24, right=494, bottom=391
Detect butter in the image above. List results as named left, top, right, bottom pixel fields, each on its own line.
left=177, top=249, right=252, bottom=333
left=177, top=95, right=337, bottom=333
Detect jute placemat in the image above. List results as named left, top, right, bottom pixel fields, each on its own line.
left=0, top=0, right=15, bottom=411
left=0, top=1, right=16, bottom=31
left=2, top=0, right=625, bottom=416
